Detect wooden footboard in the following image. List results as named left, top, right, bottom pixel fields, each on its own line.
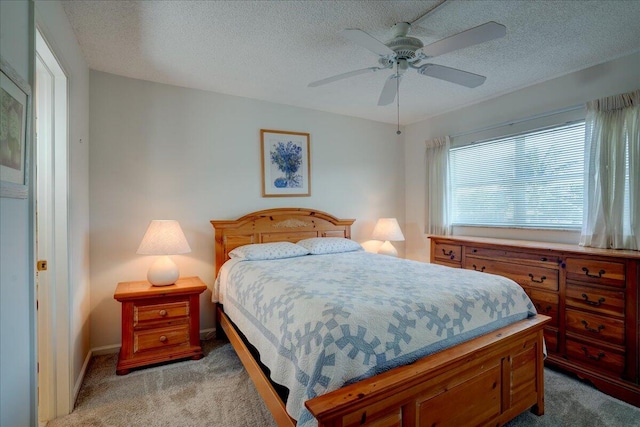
left=218, top=305, right=550, bottom=427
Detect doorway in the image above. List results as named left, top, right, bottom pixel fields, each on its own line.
left=35, top=28, right=70, bottom=424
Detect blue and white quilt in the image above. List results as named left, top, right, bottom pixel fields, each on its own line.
left=214, top=251, right=535, bottom=427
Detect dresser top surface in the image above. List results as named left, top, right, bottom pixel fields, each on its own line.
left=429, top=235, right=640, bottom=260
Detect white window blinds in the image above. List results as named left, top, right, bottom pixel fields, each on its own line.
left=449, top=122, right=585, bottom=228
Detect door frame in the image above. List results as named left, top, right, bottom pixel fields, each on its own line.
left=34, top=26, right=71, bottom=424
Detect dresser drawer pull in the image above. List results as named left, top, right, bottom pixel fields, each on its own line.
left=581, top=346, right=605, bottom=361
left=581, top=293, right=605, bottom=307
left=159, top=309, right=168, bottom=317
left=535, top=303, right=552, bottom=314
left=528, top=273, right=546, bottom=284
left=472, top=264, right=486, bottom=272
left=159, top=335, right=168, bottom=343
left=581, top=320, right=605, bottom=334
left=442, top=249, right=455, bottom=260
left=582, top=267, right=605, bottom=278
left=540, top=257, right=547, bottom=262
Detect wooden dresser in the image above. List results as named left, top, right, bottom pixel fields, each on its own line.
left=430, top=235, right=640, bottom=406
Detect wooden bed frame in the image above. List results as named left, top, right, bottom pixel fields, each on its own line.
left=211, top=208, right=550, bottom=427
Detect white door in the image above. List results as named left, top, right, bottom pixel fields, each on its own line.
left=35, top=28, right=70, bottom=424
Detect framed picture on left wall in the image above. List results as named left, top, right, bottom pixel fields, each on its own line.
left=0, top=55, right=31, bottom=199
left=260, top=129, right=311, bottom=197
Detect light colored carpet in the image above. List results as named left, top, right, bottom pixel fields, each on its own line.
left=48, top=340, right=276, bottom=427
left=48, top=339, right=640, bottom=427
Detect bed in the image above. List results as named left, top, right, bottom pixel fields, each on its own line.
left=211, top=208, right=550, bottom=427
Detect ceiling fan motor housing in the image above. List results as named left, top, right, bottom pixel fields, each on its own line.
left=379, top=35, right=424, bottom=67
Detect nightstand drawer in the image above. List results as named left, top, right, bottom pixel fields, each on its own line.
left=134, top=301, right=189, bottom=325
left=134, top=324, right=190, bottom=353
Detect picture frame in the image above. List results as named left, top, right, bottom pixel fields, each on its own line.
left=1, top=55, right=31, bottom=199
left=260, top=129, right=311, bottom=197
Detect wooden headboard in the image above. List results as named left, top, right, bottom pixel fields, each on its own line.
left=210, top=208, right=355, bottom=275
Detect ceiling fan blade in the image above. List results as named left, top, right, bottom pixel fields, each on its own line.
left=378, top=74, right=402, bottom=106
left=308, top=66, right=384, bottom=87
left=418, top=64, right=486, bottom=88
left=340, top=29, right=396, bottom=57
left=418, top=21, right=506, bottom=58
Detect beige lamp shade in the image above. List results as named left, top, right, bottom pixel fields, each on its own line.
left=372, top=218, right=405, bottom=242
left=137, top=220, right=191, bottom=286
left=371, top=218, right=404, bottom=257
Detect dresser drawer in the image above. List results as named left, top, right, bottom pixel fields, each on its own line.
left=543, top=329, right=559, bottom=354
left=435, top=261, right=462, bottom=269
left=565, top=338, right=625, bottom=376
left=134, top=324, right=190, bottom=353
left=566, top=284, right=625, bottom=317
left=565, top=258, right=626, bottom=288
left=465, top=257, right=559, bottom=291
left=527, top=289, right=559, bottom=327
left=466, top=246, right=561, bottom=267
left=134, top=301, right=189, bottom=325
left=566, top=309, right=624, bottom=346
left=434, top=243, right=462, bottom=264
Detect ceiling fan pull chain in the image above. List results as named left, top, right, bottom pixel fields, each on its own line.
left=396, top=62, right=401, bottom=135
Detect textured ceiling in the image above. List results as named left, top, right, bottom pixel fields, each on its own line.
left=62, top=0, right=640, bottom=125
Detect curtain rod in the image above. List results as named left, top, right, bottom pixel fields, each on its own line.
left=450, top=104, right=584, bottom=139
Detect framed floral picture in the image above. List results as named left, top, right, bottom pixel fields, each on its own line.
left=1, top=56, right=31, bottom=199
left=260, top=129, right=310, bottom=197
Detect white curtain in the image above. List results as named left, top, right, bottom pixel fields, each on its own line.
left=580, top=89, right=640, bottom=250
left=425, top=136, right=451, bottom=236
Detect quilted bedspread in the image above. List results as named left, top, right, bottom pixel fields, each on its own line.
left=215, top=251, right=535, bottom=426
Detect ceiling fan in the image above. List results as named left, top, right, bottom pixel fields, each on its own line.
left=308, top=6, right=507, bottom=108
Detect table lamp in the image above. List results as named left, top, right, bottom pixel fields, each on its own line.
left=136, top=220, right=191, bottom=286
left=371, top=218, right=405, bottom=257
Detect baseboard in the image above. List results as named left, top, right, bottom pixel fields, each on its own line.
left=73, top=348, right=94, bottom=405
left=200, top=327, right=216, bottom=340
left=91, top=344, right=121, bottom=356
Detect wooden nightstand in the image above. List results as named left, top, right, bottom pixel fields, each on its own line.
left=114, top=276, right=207, bottom=375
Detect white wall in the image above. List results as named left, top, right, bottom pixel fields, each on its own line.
left=404, top=52, right=640, bottom=262
left=0, top=1, right=35, bottom=425
left=89, top=71, right=405, bottom=349
left=35, top=0, right=91, bottom=399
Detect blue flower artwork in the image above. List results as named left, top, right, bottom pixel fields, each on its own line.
left=261, top=129, right=310, bottom=197
left=270, top=141, right=303, bottom=188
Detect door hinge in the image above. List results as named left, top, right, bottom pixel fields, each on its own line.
left=37, top=260, right=48, bottom=271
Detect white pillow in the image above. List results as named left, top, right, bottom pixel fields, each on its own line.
left=228, top=242, right=309, bottom=260
left=296, top=237, right=363, bottom=255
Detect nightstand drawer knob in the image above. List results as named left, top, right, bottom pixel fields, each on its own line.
left=159, top=335, right=167, bottom=343
left=159, top=309, right=168, bottom=317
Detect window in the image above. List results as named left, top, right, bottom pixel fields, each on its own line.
left=449, top=122, right=585, bottom=228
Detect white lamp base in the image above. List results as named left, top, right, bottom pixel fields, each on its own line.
left=147, top=255, right=179, bottom=286
left=377, top=241, right=398, bottom=257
